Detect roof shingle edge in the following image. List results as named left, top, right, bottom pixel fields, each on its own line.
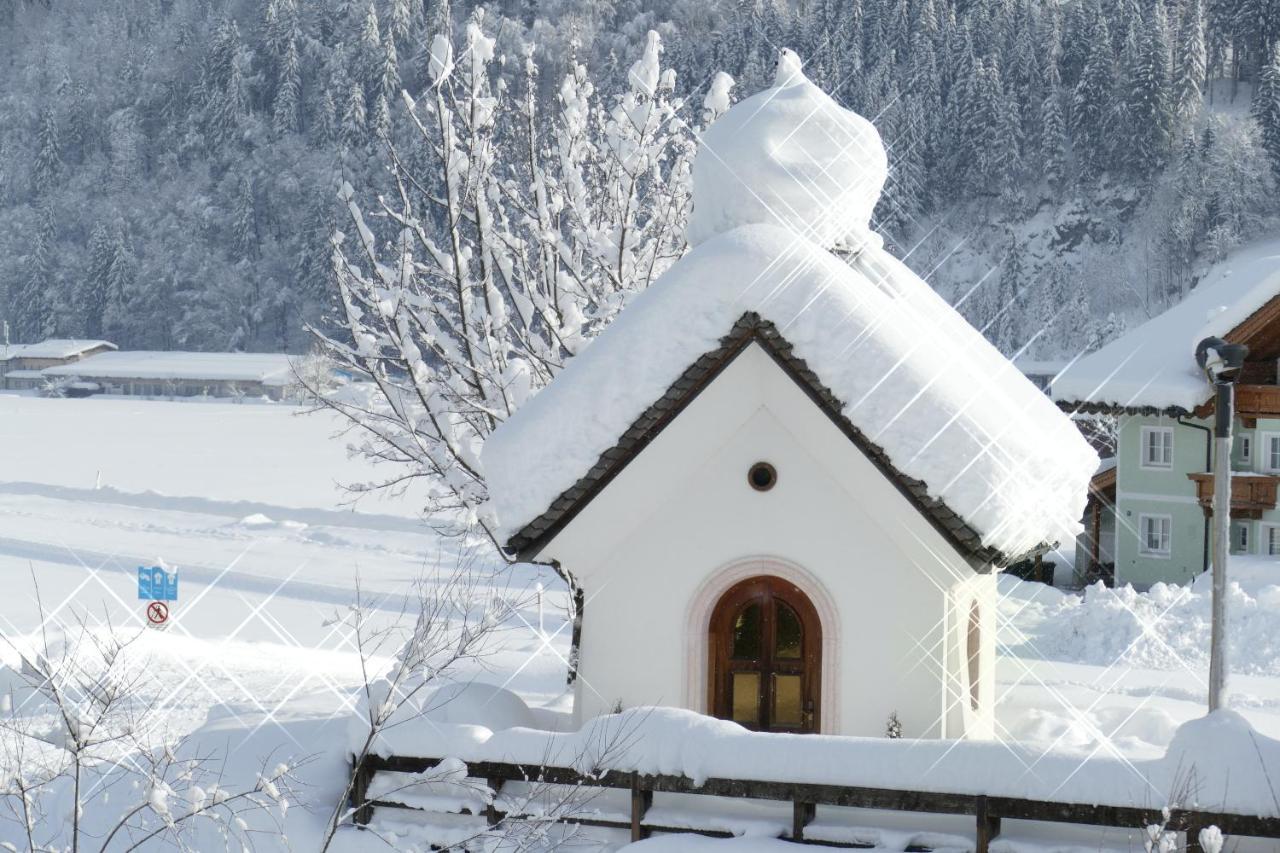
left=504, top=312, right=1043, bottom=568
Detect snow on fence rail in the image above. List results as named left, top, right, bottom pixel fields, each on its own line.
left=348, top=753, right=1280, bottom=850
left=345, top=708, right=1280, bottom=850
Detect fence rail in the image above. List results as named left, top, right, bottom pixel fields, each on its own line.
left=350, top=754, right=1280, bottom=850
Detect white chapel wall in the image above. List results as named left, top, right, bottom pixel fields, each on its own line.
left=540, top=343, right=997, bottom=740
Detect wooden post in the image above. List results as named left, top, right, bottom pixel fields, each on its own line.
left=630, top=773, right=653, bottom=842
left=975, top=795, right=1001, bottom=853
left=1091, top=498, right=1102, bottom=570
left=792, top=801, right=816, bottom=841
left=486, top=777, right=504, bottom=827
left=350, top=757, right=374, bottom=827
left=1183, top=818, right=1216, bottom=853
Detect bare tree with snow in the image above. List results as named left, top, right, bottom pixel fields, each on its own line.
left=304, top=15, right=697, bottom=549
left=0, top=578, right=306, bottom=852
left=323, top=550, right=632, bottom=851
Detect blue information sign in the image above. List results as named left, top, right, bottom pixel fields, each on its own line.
left=137, top=566, right=179, bottom=602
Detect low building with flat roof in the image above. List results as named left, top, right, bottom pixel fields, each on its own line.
left=40, top=351, right=297, bottom=400
left=1, top=340, right=117, bottom=390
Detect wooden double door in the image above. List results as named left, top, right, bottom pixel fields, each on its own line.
left=710, top=576, right=821, bottom=733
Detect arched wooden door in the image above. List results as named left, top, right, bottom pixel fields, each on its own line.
left=709, top=576, right=821, bottom=733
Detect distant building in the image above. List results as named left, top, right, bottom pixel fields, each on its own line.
left=40, top=351, right=297, bottom=400
left=0, top=340, right=117, bottom=390
left=1053, top=247, right=1280, bottom=588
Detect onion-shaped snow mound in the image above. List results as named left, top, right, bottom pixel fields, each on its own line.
left=687, top=50, right=888, bottom=252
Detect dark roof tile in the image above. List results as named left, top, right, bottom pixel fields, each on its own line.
left=506, top=313, right=1039, bottom=567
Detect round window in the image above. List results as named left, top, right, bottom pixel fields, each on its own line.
left=748, top=462, right=777, bottom=492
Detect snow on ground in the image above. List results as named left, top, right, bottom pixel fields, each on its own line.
left=2, top=393, right=1279, bottom=850
left=0, top=393, right=424, bottom=514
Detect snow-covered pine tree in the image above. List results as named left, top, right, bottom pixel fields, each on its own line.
left=1041, top=81, right=1067, bottom=191
left=1123, top=2, right=1173, bottom=175
left=1173, top=0, right=1207, bottom=123
left=80, top=222, right=130, bottom=340
left=32, top=107, right=60, bottom=194
left=318, top=85, right=339, bottom=144
left=991, top=236, right=1026, bottom=356
left=1254, top=43, right=1280, bottom=180
left=13, top=202, right=56, bottom=342
left=310, top=20, right=698, bottom=543
left=380, top=30, right=400, bottom=105
left=358, top=1, right=383, bottom=108
left=273, top=29, right=302, bottom=135
left=234, top=178, right=259, bottom=261
left=341, top=79, right=367, bottom=149
left=1072, top=14, right=1116, bottom=179
left=202, top=16, right=247, bottom=148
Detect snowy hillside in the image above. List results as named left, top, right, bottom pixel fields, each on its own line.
left=2, top=0, right=1278, bottom=358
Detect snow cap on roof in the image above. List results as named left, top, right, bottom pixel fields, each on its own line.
left=42, top=351, right=296, bottom=385
left=1052, top=243, right=1280, bottom=412
left=484, top=222, right=1098, bottom=562
left=483, top=62, right=1096, bottom=563
left=687, top=49, right=888, bottom=253
left=0, top=339, right=115, bottom=361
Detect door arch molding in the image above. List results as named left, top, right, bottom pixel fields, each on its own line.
left=683, top=557, right=841, bottom=734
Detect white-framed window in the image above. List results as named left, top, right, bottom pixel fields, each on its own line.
left=1262, top=433, right=1280, bottom=473
left=1138, top=513, right=1172, bottom=557
left=1265, top=525, right=1280, bottom=557
left=1238, top=434, right=1253, bottom=465
left=1234, top=522, right=1250, bottom=554
left=1140, top=427, right=1174, bottom=469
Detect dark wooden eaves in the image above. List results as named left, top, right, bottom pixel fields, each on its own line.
left=505, top=312, right=1041, bottom=568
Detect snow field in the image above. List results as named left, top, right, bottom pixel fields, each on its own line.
left=1, top=395, right=1280, bottom=850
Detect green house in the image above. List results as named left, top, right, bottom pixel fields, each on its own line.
left=1053, top=248, right=1280, bottom=589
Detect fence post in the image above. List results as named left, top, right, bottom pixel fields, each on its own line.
left=1182, top=817, right=1213, bottom=853
left=975, top=795, right=1001, bottom=853
left=793, top=801, right=817, bottom=841
left=486, top=777, right=504, bottom=827
left=350, top=757, right=374, bottom=827
left=630, top=773, right=653, bottom=842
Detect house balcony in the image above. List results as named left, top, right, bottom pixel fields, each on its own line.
left=1186, top=472, right=1280, bottom=518
left=1233, top=384, right=1280, bottom=426
left=1193, top=384, right=1280, bottom=425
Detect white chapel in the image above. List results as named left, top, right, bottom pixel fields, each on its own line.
left=482, top=52, right=1097, bottom=740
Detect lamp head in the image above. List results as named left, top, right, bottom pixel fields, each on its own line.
left=1196, top=336, right=1249, bottom=383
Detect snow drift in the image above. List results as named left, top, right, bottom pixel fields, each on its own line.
left=354, top=704, right=1280, bottom=819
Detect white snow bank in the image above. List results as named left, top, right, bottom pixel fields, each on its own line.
left=999, top=569, right=1280, bottom=676
left=355, top=705, right=1280, bottom=817
left=357, top=676, right=537, bottom=740
left=687, top=51, right=887, bottom=253
left=1053, top=240, right=1280, bottom=411
left=484, top=224, right=1097, bottom=561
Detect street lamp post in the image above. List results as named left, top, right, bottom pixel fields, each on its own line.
left=1195, top=336, right=1248, bottom=713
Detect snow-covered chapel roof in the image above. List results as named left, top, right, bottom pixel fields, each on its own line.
left=482, top=57, right=1097, bottom=565
left=1052, top=243, right=1280, bottom=413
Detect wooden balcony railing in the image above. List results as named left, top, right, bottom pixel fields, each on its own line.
left=1187, top=472, right=1280, bottom=518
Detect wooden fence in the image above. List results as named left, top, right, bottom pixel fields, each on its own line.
left=350, top=754, right=1280, bottom=851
